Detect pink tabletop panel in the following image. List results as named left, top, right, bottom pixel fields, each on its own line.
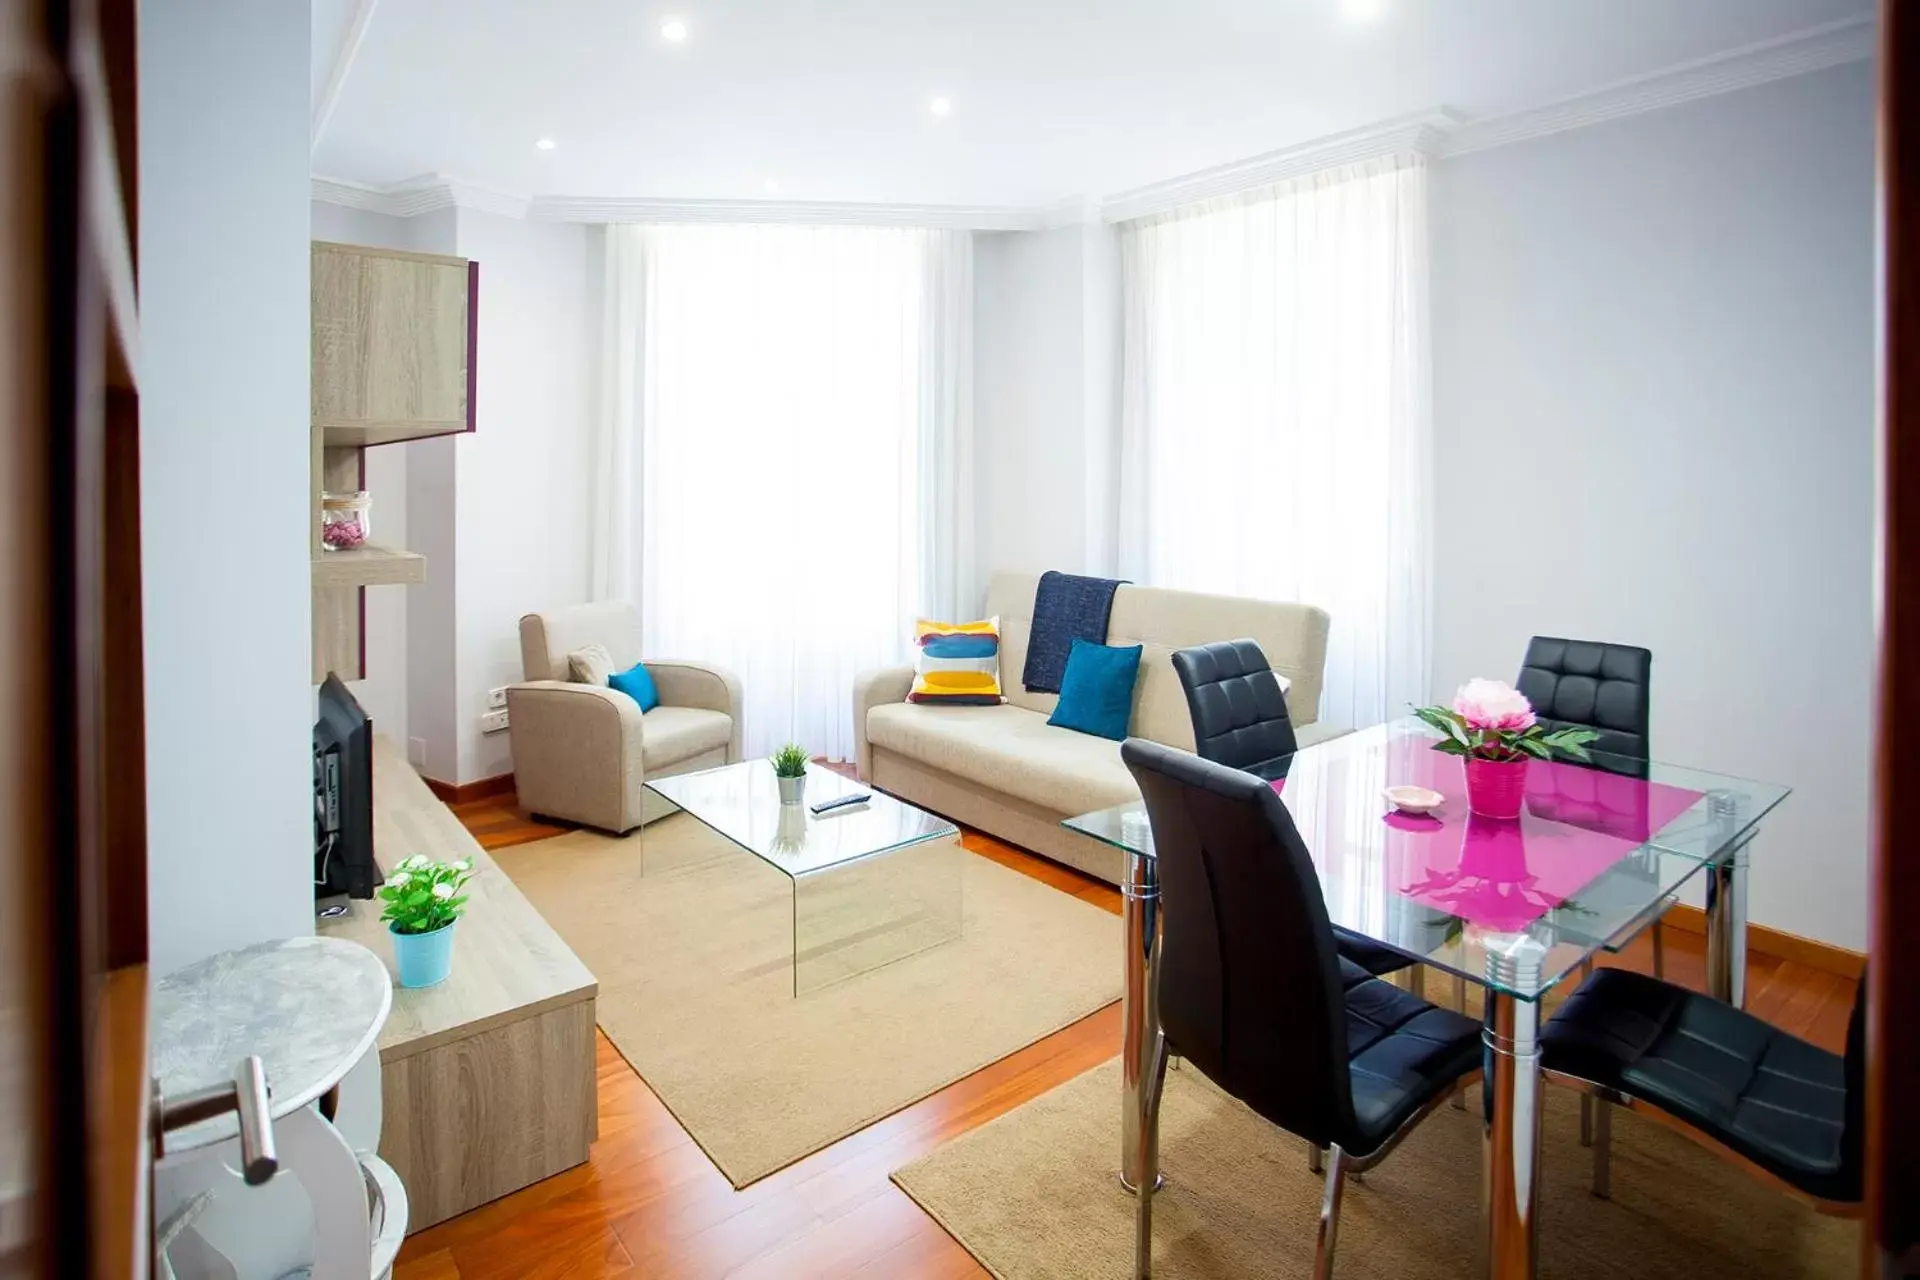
left=1369, top=738, right=1705, bottom=932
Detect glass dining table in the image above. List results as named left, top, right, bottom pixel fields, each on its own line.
left=1063, top=717, right=1789, bottom=1280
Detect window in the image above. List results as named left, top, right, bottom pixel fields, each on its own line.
left=595, top=224, right=973, bottom=760
left=1118, top=155, right=1431, bottom=729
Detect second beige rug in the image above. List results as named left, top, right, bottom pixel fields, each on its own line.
left=893, top=1058, right=1855, bottom=1279
left=493, top=820, right=1122, bottom=1186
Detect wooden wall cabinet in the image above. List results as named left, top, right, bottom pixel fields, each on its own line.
left=312, top=241, right=476, bottom=446
left=311, top=242, right=477, bottom=681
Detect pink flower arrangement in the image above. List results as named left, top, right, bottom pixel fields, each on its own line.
left=1452, top=678, right=1537, bottom=733
left=1414, top=679, right=1598, bottom=762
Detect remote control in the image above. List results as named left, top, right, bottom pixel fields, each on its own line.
left=810, top=793, right=870, bottom=816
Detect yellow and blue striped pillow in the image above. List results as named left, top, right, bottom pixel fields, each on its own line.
left=909, top=617, right=1004, bottom=706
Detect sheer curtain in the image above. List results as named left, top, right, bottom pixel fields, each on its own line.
left=1117, top=154, right=1431, bottom=730
left=594, top=223, right=973, bottom=761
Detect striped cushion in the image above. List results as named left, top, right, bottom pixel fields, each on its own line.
left=909, top=617, right=1004, bottom=706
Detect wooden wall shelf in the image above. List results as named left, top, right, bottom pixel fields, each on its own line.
left=312, top=545, right=426, bottom=590
left=320, top=421, right=470, bottom=449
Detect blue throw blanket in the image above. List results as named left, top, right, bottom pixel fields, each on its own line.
left=1022, top=571, right=1127, bottom=694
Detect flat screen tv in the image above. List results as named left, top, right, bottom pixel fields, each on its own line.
left=314, top=673, right=376, bottom=900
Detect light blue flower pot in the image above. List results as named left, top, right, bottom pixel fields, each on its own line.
left=390, top=919, right=458, bottom=988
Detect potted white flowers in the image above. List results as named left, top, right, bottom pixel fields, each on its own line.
left=378, top=854, right=474, bottom=988
left=1413, top=679, right=1601, bottom=819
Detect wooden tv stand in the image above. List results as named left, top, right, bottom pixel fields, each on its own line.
left=316, top=735, right=597, bottom=1231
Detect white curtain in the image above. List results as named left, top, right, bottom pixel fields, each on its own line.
left=1117, top=153, right=1432, bottom=731
left=594, top=223, right=974, bottom=761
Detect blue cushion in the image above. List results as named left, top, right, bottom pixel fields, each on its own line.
left=1047, top=638, right=1143, bottom=741
left=608, top=662, right=660, bottom=713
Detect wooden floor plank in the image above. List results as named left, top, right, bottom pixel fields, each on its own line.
left=391, top=792, right=1860, bottom=1279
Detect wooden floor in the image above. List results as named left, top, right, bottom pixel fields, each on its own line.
left=398, top=789, right=1861, bottom=1280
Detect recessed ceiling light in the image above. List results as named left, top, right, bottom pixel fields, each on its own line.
left=661, top=17, right=688, bottom=42
left=1339, top=0, right=1385, bottom=20
left=535, top=137, right=557, bottom=151
left=928, top=96, right=953, bottom=119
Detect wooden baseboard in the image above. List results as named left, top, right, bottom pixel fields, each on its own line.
left=423, top=772, right=516, bottom=806
left=1661, top=904, right=1865, bottom=980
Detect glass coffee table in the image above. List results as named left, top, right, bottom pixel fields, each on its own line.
left=644, top=760, right=963, bottom=995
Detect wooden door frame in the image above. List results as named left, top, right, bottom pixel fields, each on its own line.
left=1872, top=4, right=1920, bottom=1274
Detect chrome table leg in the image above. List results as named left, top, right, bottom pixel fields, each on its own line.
left=1132, top=1031, right=1170, bottom=1279
left=1484, top=955, right=1543, bottom=1280
left=1120, top=842, right=1164, bottom=1193
left=1704, top=833, right=1750, bottom=1008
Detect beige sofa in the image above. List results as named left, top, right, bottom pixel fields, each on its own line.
left=853, top=572, right=1332, bottom=884
left=507, top=602, right=742, bottom=833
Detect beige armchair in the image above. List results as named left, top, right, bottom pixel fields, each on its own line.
left=507, top=602, right=742, bottom=833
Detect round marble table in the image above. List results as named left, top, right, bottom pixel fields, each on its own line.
left=153, top=935, right=392, bottom=1151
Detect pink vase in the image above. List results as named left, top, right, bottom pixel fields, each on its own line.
left=1465, top=756, right=1529, bottom=820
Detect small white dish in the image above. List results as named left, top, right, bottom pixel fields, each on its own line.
left=1383, top=785, right=1445, bottom=816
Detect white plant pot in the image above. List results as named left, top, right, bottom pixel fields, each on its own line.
left=776, top=772, right=807, bottom=806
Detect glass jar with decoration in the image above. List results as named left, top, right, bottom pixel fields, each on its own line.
left=320, top=490, right=371, bottom=551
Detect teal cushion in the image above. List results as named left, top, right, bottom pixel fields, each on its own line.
left=1047, top=638, right=1143, bottom=741
left=608, top=662, right=660, bottom=713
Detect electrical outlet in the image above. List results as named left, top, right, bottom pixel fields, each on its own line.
left=408, top=737, right=427, bottom=768
left=481, top=709, right=509, bottom=734
left=487, top=686, right=509, bottom=709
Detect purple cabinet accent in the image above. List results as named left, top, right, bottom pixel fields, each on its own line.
left=466, top=259, right=479, bottom=433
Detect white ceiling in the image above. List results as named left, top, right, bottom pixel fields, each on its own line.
left=311, top=0, right=1872, bottom=210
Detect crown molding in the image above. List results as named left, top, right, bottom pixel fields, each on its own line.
left=310, top=173, right=531, bottom=220
left=1036, top=195, right=1101, bottom=229
left=1099, top=110, right=1460, bottom=225
left=313, top=174, right=1046, bottom=229
left=1437, top=15, right=1873, bottom=158
left=524, top=194, right=1047, bottom=230
left=312, top=0, right=380, bottom=153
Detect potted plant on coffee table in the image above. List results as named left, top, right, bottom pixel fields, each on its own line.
left=771, top=743, right=810, bottom=806
left=1413, top=679, right=1601, bottom=820
left=378, top=854, right=474, bottom=988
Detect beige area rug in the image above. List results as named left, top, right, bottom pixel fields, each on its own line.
left=892, top=1059, right=1855, bottom=1280
left=493, top=820, right=1121, bottom=1187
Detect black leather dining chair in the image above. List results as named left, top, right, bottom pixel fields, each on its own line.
left=1121, top=738, right=1483, bottom=1280
left=1541, top=966, right=1865, bottom=1211
left=1516, top=635, right=1652, bottom=764
left=1171, top=639, right=1414, bottom=980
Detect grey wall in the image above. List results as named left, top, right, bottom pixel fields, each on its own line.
left=141, top=0, right=314, bottom=974
left=1430, top=62, right=1875, bottom=947
left=972, top=222, right=1121, bottom=602
left=450, top=212, right=599, bottom=783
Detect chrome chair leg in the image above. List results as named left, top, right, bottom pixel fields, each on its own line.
left=1447, top=970, right=1471, bottom=1110
left=1314, top=1145, right=1349, bottom=1280
left=1132, top=1032, right=1171, bottom=1280
left=1577, top=960, right=1595, bottom=1146
left=1591, top=1096, right=1612, bottom=1200
left=1308, top=1143, right=1324, bottom=1174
